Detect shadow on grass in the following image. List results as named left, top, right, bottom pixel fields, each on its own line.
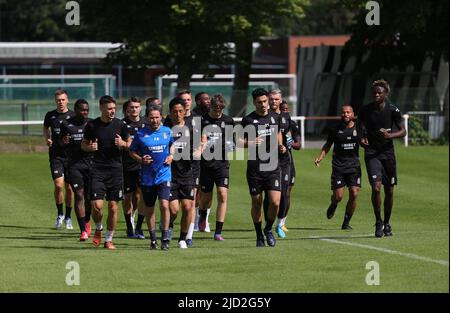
left=0, top=224, right=54, bottom=230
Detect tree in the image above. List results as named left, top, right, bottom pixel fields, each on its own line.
left=81, top=0, right=233, bottom=90
left=0, top=0, right=90, bottom=41
left=343, top=0, right=449, bottom=74
left=221, top=0, right=307, bottom=116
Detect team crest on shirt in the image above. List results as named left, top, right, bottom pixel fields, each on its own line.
left=163, top=132, right=167, bottom=139
left=221, top=121, right=225, bottom=128
left=271, top=117, right=275, bottom=124
left=282, top=117, right=286, bottom=123
left=353, top=130, right=357, bottom=137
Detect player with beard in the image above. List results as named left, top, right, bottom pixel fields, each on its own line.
left=315, top=105, right=362, bottom=230
left=60, top=99, right=93, bottom=241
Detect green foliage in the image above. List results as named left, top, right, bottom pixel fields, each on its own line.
left=408, top=116, right=432, bottom=145
left=343, top=0, right=448, bottom=73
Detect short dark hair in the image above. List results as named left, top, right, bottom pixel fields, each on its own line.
left=252, top=88, right=268, bottom=100
left=194, top=92, right=208, bottom=103
left=74, top=99, right=88, bottom=111
left=280, top=100, right=288, bottom=108
left=372, top=79, right=390, bottom=94
left=146, top=104, right=162, bottom=116
left=145, top=97, right=159, bottom=106
left=99, top=95, right=116, bottom=106
left=54, top=89, right=68, bottom=98
left=210, top=93, right=226, bottom=109
left=169, top=97, right=186, bottom=111
left=129, top=96, right=141, bottom=104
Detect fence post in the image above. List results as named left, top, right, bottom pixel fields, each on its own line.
left=300, top=116, right=305, bottom=149
left=21, top=103, right=29, bottom=136
left=403, top=114, right=409, bottom=147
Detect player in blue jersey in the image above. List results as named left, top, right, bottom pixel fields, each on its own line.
left=130, top=104, right=175, bottom=251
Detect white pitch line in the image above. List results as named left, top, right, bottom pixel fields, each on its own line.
left=310, top=236, right=449, bottom=267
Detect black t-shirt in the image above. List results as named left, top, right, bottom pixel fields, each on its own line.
left=122, top=117, right=147, bottom=171
left=358, top=102, right=403, bottom=153
left=241, top=111, right=281, bottom=169
left=84, top=117, right=130, bottom=168
left=201, top=113, right=235, bottom=168
left=60, top=117, right=93, bottom=165
left=324, top=122, right=361, bottom=173
left=164, top=119, right=196, bottom=181
left=278, top=111, right=293, bottom=165
left=43, top=109, right=76, bottom=157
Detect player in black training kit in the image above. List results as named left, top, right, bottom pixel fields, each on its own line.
left=43, top=89, right=75, bottom=230
left=60, top=99, right=93, bottom=241
left=357, top=80, right=406, bottom=237
left=315, top=105, right=362, bottom=230
left=121, top=97, right=147, bottom=239
left=198, top=94, right=235, bottom=241
left=263, top=89, right=293, bottom=239
left=82, top=95, right=131, bottom=250
left=240, top=88, right=287, bottom=247
left=164, top=97, right=199, bottom=249
left=280, top=100, right=301, bottom=232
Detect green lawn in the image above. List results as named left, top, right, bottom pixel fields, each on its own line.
left=0, top=145, right=448, bottom=292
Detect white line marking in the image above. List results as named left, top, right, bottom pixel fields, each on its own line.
left=310, top=235, right=449, bottom=267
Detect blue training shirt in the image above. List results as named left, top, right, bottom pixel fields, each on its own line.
left=130, top=126, right=174, bottom=186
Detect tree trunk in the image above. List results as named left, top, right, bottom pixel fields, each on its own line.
left=177, top=62, right=192, bottom=91
left=229, top=40, right=253, bottom=117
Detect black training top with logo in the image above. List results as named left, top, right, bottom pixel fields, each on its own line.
left=60, top=117, right=93, bottom=165
left=278, top=111, right=293, bottom=165
left=358, top=101, right=403, bottom=153
left=241, top=111, right=281, bottom=169
left=201, top=113, right=235, bottom=168
left=164, top=118, right=196, bottom=181
left=324, top=122, right=361, bottom=173
left=123, top=117, right=147, bottom=171
left=44, top=109, right=76, bottom=157
left=84, top=117, right=130, bottom=168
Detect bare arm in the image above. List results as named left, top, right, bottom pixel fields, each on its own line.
left=43, top=126, right=52, bottom=147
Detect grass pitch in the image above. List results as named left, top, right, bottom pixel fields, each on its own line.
left=0, top=145, right=448, bottom=292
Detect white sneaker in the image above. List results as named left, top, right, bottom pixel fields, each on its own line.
left=178, top=240, right=188, bottom=249
left=65, top=218, right=74, bottom=230
left=205, top=222, right=211, bottom=233
left=55, top=215, right=64, bottom=230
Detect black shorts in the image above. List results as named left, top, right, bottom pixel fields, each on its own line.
left=289, top=161, right=296, bottom=186
left=200, top=163, right=230, bottom=193
left=123, top=169, right=140, bottom=194
left=68, top=161, right=91, bottom=193
left=192, top=161, right=201, bottom=188
left=280, top=160, right=291, bottom=189
left=365, top=149, right=397, bottom=186
left=141, top=182, right=171, bottom=207
left=331, top=168, right=362, bottom=190
left=49, top=155, right=69, bottom=181
left=89, top=166, right=124, bottom=201
left=170, top=180, right=194, bottom=201
left=246, top=167, right=281, bottom=195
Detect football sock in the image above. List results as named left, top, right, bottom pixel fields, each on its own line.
left=215, top=221, right=224, bottom=235
left=56, top=203, right=63, bottom=216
